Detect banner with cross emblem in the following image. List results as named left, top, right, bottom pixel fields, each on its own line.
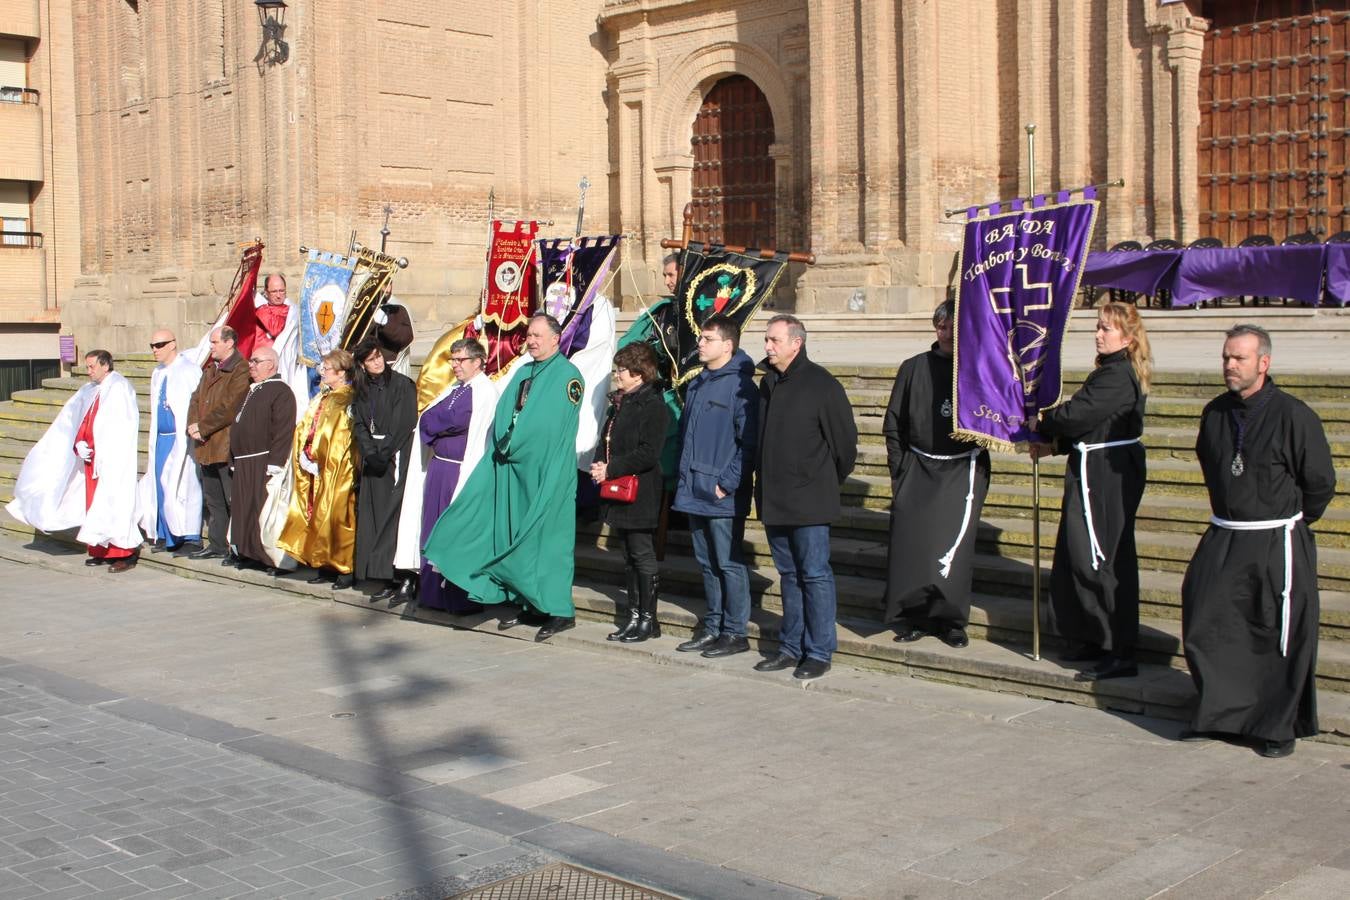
left=298, top=248, right=356, bottom=369
left=952, top=197, right=1099, bottom=451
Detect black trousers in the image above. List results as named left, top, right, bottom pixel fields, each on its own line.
left=618, top=528, right=658, bottom=577
left=199, top=461, right=232, bottom=554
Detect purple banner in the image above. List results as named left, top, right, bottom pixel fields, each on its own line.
left=954, top=200, right=1099, bottom=450
left=1326, top=243, right=1350, bottom=307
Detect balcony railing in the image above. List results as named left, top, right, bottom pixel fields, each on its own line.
left=0, top=86, right=40, bottom=105
left=1, top=232, right=43, bottom=249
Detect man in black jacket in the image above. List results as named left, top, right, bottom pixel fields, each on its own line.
left=754, top=315, right=857, bottom=680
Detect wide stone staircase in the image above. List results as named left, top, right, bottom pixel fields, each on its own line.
left=2, top=349, right=1348, bottom=742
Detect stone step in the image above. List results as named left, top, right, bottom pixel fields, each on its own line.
left=2, top=521, right=1346, bottom=744
left=578, top=522, right=1350, bottom=629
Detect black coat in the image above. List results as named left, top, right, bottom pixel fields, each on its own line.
left=755, top=352, right=858, bottom=526
left=593, top=382, right=671, bottom=531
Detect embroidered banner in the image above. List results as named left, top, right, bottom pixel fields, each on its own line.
left=482, top=220, right=539, bottom=330
left=298, top=249, right=356, bottom=367
left=671, top=243, right=790, bottom=388
left=953, top=198, right=1099, bottom=451
left=537, top=235, right=622, bottom=354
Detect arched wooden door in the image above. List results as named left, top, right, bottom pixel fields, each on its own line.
left=690, top=75, right=776, bottom=248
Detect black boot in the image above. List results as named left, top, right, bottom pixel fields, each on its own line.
left=608, top=568, right=640, bottom=641
left=621, top=573, right=662, bottom=643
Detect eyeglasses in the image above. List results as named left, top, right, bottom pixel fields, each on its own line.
left=449, top=357, right=477, bottom=364
left=149, top=339, right=175, bottom=350
left=697, top=335, right=725, bottom=344
left=247, top=358, right=270, bottom=366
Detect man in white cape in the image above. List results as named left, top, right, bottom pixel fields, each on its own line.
left=391, top=339, right=498, bottom=613
left=135, top=329, right=204, bottom=553
left=7, top=349, right=142, bottom=571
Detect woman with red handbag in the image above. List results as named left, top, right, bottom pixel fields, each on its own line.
left=589, top=342, right=671, bottom=642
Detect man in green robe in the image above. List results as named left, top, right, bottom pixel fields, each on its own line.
left=423, top=313, right=584, bottom=641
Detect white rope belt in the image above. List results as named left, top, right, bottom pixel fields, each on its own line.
left=432, top=454, right=463, bottom=464
left=233, top=450, right=269, bottom=460
left=1073, top=437, right=1142, bottom=571
left=1209, top=511, right=1304, bottom=657
left=911, top=446, right=981, bottom=579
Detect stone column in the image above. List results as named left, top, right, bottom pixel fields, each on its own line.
left=1149, top=23, right=1177, bottom=241
left=1104, top=0, right=1137, bottom=245
left=1167, top=21, right=1208, bottom=243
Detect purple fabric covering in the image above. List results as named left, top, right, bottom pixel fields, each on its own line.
left=1172, top=245, right=1327, bottom=306
left=1324, top=243, right=1350, bottom=307
left=417, top=384, right=479, bottom=612
left=955, top=200, right=1098, bottom=447
left=1082, top=249, right=1183, bottom=295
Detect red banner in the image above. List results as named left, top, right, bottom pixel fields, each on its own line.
left=482, top=220, right=538, bottom=329
left=216, top=242, right=265, bottom=364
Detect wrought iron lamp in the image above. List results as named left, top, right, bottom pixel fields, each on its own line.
left=254, top=1, right=289, bottom=67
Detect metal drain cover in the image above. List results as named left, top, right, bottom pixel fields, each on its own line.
left=449, top=862, right=677, bottom=899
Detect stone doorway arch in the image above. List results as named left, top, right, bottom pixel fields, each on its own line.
left=690, top=75, right=776, bottom=248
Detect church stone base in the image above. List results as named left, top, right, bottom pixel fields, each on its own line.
left=794, top=249, right=958, bottom=315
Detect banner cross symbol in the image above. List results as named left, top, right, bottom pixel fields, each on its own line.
left=987, top=263, right=1053, bottom=315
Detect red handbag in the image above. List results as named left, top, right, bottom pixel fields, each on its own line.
left=599, top=474, right=638, bottom=504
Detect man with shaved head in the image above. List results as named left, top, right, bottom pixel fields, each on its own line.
left=136, top=329, right=203, bottom=554
left=229, top=344, right=296, bottom=571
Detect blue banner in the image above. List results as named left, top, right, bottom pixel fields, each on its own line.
left=299, top=249, right=356, bottom=368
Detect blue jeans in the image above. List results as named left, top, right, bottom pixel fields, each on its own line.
left=766, top=524, right=837, bottom=662
left=687, top=514, right=751, bottom=638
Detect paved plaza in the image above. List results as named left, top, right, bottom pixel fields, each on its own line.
left=1, top=537, right=1348, bottom=899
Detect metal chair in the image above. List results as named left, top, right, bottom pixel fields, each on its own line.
left=1282, top=231, right=1318, bottom=245
left=1188, top=236, right=1224, bottom=249
left=1327, top=231, right=1350, bottom=244
left=1139, top=239, right=1182, bottom=307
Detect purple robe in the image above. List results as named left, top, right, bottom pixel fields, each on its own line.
left=418, top=384, right=478, bottom=611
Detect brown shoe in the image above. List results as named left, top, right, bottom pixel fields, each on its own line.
left=108, top=559, right=138, bottom=574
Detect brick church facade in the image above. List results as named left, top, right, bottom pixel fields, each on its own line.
left=2, top=0, right=1339, bottom=357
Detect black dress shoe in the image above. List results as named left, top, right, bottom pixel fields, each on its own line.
left=701, top=635, right=750, bottom=658
left=793, top=658, right=831, bottom=680
left=676, top=631, right=719, bottom=653
left=937, top=626, right=969, bottom=649
left=1258, top=739, right=1296, bottom=759
left=1061, top=643, right=1107, bottom=663
left=535, top=616, right=575, bottom=642
left=499, top=608, right=549, bottom=630
left=306, top=571, right=330, bottom=585
left=332, top=574, right=354, bottom=590
left=263, top=566, right=279, bottom=577
left=1178, top=729, right=1213, bottom=743
left=85, top=557, right=107, bottom=567
left=388, top=577, right=416, bottom=609
left=1074, top=656, right=1138, bottom=682
left=754, top=653, right=799, bottom=672
left=190, top=547, right=222, bottom=560
left=893, top=624, right=928, bottom=643
left=173, top=543, right=203, bottom=558
left=149, top=541, right=166, bottom=554
left=108, top=559, right=137, bottom=574
left=370, top=586, right=398, bottom=605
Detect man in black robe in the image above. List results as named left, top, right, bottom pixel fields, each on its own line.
left=351, top=336, right=418, bottom=603
left=229, top=346, right=296, bottom=572
left=1182, top=324, right=1335, bottom=758
left=884, top=301, right=990, bottom=648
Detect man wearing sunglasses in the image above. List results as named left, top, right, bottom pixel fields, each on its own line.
left=135, top=331, right=203, bottom=555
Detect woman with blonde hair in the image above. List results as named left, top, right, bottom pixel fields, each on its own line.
left=278, top=348, right=358, bottom=588
left=1031, top=301, right=1151, bottom=681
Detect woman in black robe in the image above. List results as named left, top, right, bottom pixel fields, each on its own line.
left=350, top=336, right=417, bottom=603
left=1032, top=301, right=1150, bottom=681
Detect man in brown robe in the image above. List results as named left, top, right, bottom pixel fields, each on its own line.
left=229, top=345, right=296, bottom=571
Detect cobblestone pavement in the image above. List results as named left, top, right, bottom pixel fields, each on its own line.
left=0, top=679, right=553, bottom=899
left=1, top=541, right=1349, bottom=899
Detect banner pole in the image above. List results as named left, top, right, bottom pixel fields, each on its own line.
left=1025, top=122, right=1043, bottom=662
